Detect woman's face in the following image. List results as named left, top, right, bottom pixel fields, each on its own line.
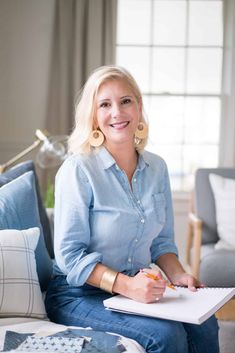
left=96, top=79, right=141, bottom=149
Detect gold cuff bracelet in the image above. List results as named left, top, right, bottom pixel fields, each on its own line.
left=100, top=268, right=119, bottom=294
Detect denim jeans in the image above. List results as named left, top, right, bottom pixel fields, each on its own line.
left=45, top=275, right=219, bottom=353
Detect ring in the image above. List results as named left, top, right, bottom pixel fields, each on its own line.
left=155, top=297, right=159, bottom=301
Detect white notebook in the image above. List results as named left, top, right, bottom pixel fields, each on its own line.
left=103, top=287, right=235, bottom=325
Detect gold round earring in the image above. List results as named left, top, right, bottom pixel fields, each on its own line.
left=134, top=122, right=148, bottom=139
left=89, top=129, right=104, bottom=147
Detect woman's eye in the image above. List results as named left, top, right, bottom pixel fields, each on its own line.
left=100, top=102, right=110, bottom=108
left=122, top=98, right=131, bottom=105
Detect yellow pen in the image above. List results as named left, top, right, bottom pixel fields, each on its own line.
left=141, top=270, right=177, bottom=291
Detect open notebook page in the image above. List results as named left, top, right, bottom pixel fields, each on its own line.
left=103, top=287, right=235, bottom=324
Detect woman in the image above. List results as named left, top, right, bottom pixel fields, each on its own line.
left=45, top=66, right=219, bottom=353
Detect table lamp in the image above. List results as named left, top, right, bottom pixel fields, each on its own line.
left=0, top=129, right=68, bottom=174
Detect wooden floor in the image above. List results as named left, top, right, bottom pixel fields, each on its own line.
left=216, top=299, right=235, bottom=321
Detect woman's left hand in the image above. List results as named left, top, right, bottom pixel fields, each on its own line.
left=156, top=254, right=205, bottom=292
left=171, top=272, right=205, bottom=292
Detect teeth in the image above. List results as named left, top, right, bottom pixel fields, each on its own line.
left=111, top=122, right=129, bottom=128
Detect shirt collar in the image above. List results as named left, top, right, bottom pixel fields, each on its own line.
left=97, top=146, right=116, bottom=170
left=97, top=146, right=149, bottom=171
left=137, top=152, right=149, bottom=171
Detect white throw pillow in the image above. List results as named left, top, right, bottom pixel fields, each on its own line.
left=209, top=173, right=235, bottom=250
left=0, top=227, right=47, bottom=318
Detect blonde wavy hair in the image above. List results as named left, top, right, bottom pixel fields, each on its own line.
left=68, top=65, right=148, bottom=155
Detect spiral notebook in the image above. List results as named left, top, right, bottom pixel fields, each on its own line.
left=103, top=287, right=235, bottom=324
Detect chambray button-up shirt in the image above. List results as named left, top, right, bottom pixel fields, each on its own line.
left=53, top=146, right=178, bottom=286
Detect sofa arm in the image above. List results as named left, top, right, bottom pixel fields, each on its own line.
left=186, top=212, right=202, bottom=279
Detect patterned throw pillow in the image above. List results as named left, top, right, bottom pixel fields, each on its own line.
left=0, top=171, right=52, bottom=291
left=0, top=228, right=47, bottom=318
left=0, top=160, right=54, bottom=258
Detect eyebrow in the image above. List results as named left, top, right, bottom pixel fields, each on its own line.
left=97, top=95, right=133, bottom=102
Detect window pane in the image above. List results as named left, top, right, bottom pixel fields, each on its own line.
left=116, top=46, right=150, bottom=92
left=147, top=96, right=184, bottom=143
left=184, top=97, right=221, bottom=143
left=183, top=145, right=219, bottom=177
left=189, top=1, right=223, bottom=46
left=142, top=95, right=151, bottom=117
left=187, top=48, right=223, bottom=93
left=152, top=48, right=185, bottom=93
left=147, top=144, right=183, bottom=178
left=149, top=126, right=184, bottom=144
left=153, top=1, right=186, bottom=45
left=117, top=0, right=151, bottom=45
left=148, top=96, right=184, bottom=127
left=116, top=0, right=223, bottom=191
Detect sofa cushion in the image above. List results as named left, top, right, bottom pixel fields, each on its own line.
left=195, top=168, right=235, bottom=244
left=0, top=160, right=54, bottom=258
left=200, top=248, right=235, bottom=287
left=0, top=171, right=52, bottom=291
left=209, top=173, right=235, bottom=250
left=0, top=228, right=47, bottom=319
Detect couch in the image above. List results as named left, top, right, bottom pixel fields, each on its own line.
left=186, top=168, right=235, bottom=320
left=0, top=160, right=145, bottom=352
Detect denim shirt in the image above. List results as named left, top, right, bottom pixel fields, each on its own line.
left=53, top=146, right=178, bottom=286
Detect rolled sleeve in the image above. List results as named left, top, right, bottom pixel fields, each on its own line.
left=54, top=158, right=102, bottom=286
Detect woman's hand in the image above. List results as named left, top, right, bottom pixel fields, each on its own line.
left=170, top=272, right=205, bottom=292
left=125, top=268, right=166, bottom=303
left=155, top=253, right=205, bottom=292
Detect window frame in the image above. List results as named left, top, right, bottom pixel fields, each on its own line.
left=116, top=0, right=225, bottom=191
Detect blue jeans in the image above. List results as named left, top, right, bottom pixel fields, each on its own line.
left=45, top=275, right=219, bottom=353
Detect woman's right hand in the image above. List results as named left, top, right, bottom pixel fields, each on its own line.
left=125, top=268, right=167, bottom=303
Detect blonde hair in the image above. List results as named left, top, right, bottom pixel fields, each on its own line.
left=68, top=65, right=148, bottom=154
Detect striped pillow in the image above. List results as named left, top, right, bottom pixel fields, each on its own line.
left=0, top=228, right=47, bottom=318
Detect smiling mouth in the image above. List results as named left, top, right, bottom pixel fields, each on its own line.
left=110, top=121, right=130, bottom=129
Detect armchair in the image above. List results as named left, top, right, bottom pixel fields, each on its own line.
left=186, top=168, right=235, bottom=320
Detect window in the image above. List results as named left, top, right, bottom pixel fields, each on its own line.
left=116, top=0, right=223, bottom=190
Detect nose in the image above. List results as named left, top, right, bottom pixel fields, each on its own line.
left=111, top=102, right=122, bottom=118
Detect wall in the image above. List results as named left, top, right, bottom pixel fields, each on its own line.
left=0, top=0, right=55, bottom=164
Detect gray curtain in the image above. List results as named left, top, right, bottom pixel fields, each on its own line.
left=46, top=0, right=117, bottom=136
left=40, top=0, right=117, bottom=194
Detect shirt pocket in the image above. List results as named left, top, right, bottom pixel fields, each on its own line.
left=152, top=193, right=166, bottom=225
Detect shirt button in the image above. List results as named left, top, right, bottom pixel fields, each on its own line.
left=137, top=200, right=141, bottom=204
left=128, top=257, right=131, bottom=263
left=135, top=238, right=138, bottom=242
left=133, top=178, right=137, bottom=182
left=140, top=219, right=145, bottom=223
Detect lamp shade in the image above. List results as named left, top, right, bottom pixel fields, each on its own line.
left=0, top=129, right=68, bottom=174
left=36, top=135, right=68, bottom=169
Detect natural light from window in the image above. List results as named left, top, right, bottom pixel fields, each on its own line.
left=116, top=0, right=223, bottom=191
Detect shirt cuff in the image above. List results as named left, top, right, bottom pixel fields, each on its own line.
left=66, top=252, right=103, bottom=286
